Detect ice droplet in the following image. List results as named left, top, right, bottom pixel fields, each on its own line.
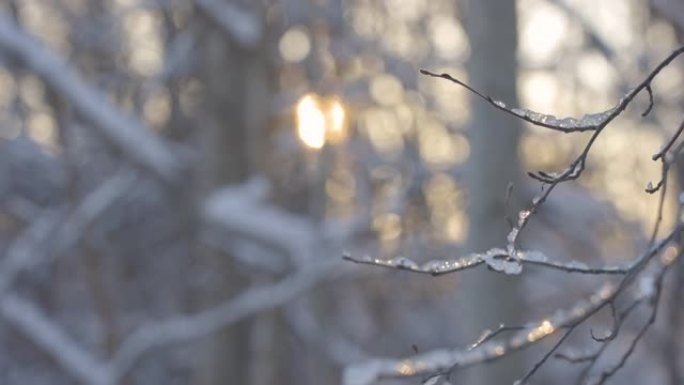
left=511, top=108, right=525, bottom=118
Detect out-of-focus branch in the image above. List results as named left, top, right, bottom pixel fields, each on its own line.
left=0, top=172, right=136, bottom=384
left=195, top=0, right=263, bottom=49
left=0, top=14, right=183, bottom=182
left=285, top=298, right=369, bottom=366
left=0, top=294, right=110, bottom=385
left=109, top=259, right=338, bottom=381
left=0, top=171, right=136, bottom=295
left=651, top=0, right=684, bottom=32
left=201, top=179, right=316, bottom=265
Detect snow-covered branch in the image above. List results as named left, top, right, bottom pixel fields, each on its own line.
left=343, top=248, right=631, bottom=277
left=0, top=172, right=136, bottom=295
left=0, top=14, right=182, bottom=182
left=195, top=0, right=263, bottom=49
left=342, top=227, right=681, bottom=385
left=0, top=294, right=110, bottom=385
left=201, top=179, right=316, bottom=264
left=110, top=259, right=337, bottom=381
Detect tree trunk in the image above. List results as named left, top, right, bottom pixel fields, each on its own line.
left=461, top=1, right=526, bottom=384
left=194, top=7, right=273, bottom=385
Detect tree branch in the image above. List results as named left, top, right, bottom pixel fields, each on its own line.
left=0, top=14, right=182, bottom=182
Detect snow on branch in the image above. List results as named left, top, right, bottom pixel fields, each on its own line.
left=1, top=246, right=338, bottom=385
left=343, top=248, right=630, bottom=277
left=201, top=179, right=316, bottom=264
left=0, top=14, right=182, bottom=182
left=419, top=45, right=684, bottom=134
left=109, top=259, right=337, bottom=381
left=0, top=294, right=110, bottom=385
left=345, top=45, right=684, bottom=385
left=195, top=0, right=263, bottom=49
left=0, top=172, right=136, bottom=295
left=342, top=227, right=681, bottom=385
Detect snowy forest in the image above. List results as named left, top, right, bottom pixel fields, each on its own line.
left=0, top=0, right=683, bottom=384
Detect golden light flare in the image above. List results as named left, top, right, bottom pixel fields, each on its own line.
left=28, top=112, right=57, bottom=148
left=519, top=0, right=569, bottom=65
left=661, top=245, right=679, bottom=266
left=123, top=9, right=163, bottom=76
left=527, top=319, right=554, bottom=342
left=373, top=212, right=402, bottom=242
left=361, top=107, right=404, bottom=156
left=295, top=93, right=348, bottom=150
left=369, top=74, right=404, bottom=106
left=279, top=26, right=311, bottom=63
left=327, top=98, right=348, bottom=143
left=396, top=360, right=415, bottom=376
left=296, top=94, right=326, bottom=149
left=428, top=14, right=469, bottom=60
left=326, top=169, right=356, bottom=203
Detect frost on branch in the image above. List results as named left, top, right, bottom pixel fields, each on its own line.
left=343, top=248, right=632, bottom=276
left=345, top=44, right=684, bottom=385
left=419, top=69, right=617, bottom=133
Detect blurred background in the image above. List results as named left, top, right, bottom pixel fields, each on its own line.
left=0, top=0, right=683, bottom=384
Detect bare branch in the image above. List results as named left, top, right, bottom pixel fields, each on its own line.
left=420, top=69, right=612, bottom=132
left=515, top=327, right=574, bottom=385
left=421, top=46, right=684, bottom=134
left=653, top=117, right=684, bottom=162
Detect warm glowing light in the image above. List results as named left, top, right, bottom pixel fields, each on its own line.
left=370, top=74, right=404, bottom=106
left=28, top=112, right=56, bottom=148
left=396, top=360, right=415, bottom=376
left=447, top=213, right=467, bottom=242
left=661, top=246, right=678, bottom=267
left=143, top=90, right=171, bottom=128
left=520, top=1, right=569, bottom=65
left=361, top=107, right=404, bottom=156
left=279, top=26, right=311, bottom=63
left=326, top=169, right=356, bottom=203
left=327, top=98, right=347, bottom=143
left=295, top=94, right=348, bottom=150
left=527, top=319, right=554, bottom=342
left=373, top=213, right=402, bottom=241
left=123, top=9, right=163, bottom=76
left=296, top=94, right=326, bottom=149
left=429, top=14, right=469, bottom=59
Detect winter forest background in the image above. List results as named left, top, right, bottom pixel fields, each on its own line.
left=0, top=0, right=683, bottom=384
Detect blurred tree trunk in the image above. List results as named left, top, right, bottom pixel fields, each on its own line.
left=193, top=6, right=274, bottom=385
left=461, top=1, right=525, bottom=384
left=664, top=153, right=684, bottom=385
